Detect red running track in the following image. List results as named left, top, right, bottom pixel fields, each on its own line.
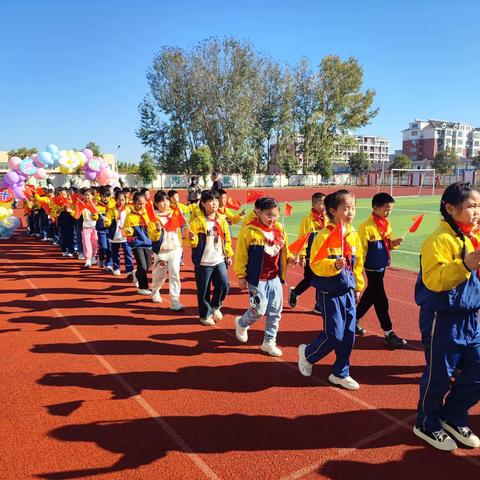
left=0, top=232, right=478, bottom=479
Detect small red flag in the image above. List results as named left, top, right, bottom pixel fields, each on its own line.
left=145, top=200, right=157, bottom=223
left=163, top=206, right=187, bottom=232
left=311, top=223, right=344, bottom=265
left=226, top=196, right=242, bottom=211
left=40, top=200, right=51, bottom=214
left=288, top=232, right=311, bottom=256
left=24, top=185, right=35, bottom=198
left=409, top=213, right=424, bottom=233
left=246, top=190, right=266, bottom=204
left=36, top=187, right=46, bottom=196
left=284, top=202, right=293, bottom=217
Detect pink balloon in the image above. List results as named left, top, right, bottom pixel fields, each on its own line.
left=85, top=170, right=97, bottom=181
left=34, top=168, right=47, bottom=180
left=4, top=171, right=20, bottom=185
left=7, top=156, right=22, bottom=169
left=96, top=169, right=111, bottom=185
left=12, top=185, right=25, bottom=200
left=83, top=148, right=94, bottom=160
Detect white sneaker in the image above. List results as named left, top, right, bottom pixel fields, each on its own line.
left=234, top=316, right=249, bottom=343
left=298, top=344, right=313, bottom=377
left=328, top=374, right=360, bottom=391
left=84, top=260, right=92, bottom=268
left=170, top=299, right=185, bottom=311
left=441, top=420, right=480, bottom=448
left=90, top=257, right=97, bottom=265
left=138, top=289, right=152, bottom=295
left=212, top=308, right=223, bottom=322
left=41, top=237, right=49, bottom=242
left=66, top=253, right=74, bottom=257
left=131, top=271, right=139, bottom=287
left=77, top=254, right=85, bottom=260
left=261, top=340, right=283, bottom=357
left=112, top=269, right=121, bottom=276
left=413, top=426, right=457, bottom=451
left=152, top=292, right=162, bottom=303
left=200, top=316, right=215, bottom=326
left=106, top=266, right=114, bottom=273
left=62, top=252, right=68, bottom=257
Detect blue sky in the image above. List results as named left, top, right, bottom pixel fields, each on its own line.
left=1, top=0, right=479, bottom=163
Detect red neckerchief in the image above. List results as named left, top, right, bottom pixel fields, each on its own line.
left=206, top=213, right=225, bottom=241
left=326, top=223, right=353, bottom=269
left=455, top=221, right=480, bottom=251
left=311, top=208, right=325, bottom=229
left=131, top=210, right=147, bottom=227
left=251, top=219, right=284, bottom=247
left=372, top=213, right=391, bottom=260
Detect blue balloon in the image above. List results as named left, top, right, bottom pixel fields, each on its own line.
left=45, top=144, right=59, bottom=155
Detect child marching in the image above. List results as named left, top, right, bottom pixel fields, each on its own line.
left=234, top=196, right=294, bottom=357
left=355, top=192, right=406, bottom=348
left=413, top=182, right=480, bottom=451
left=187, top=189, right=233, bottom=326
left=297, top=189, right=364, bottom=389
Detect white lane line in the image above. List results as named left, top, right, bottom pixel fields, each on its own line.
left=8, top=259, right=221, bottom=480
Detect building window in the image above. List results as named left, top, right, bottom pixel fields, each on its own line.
left=457, top=131, right=464, bottom=137
left=475, top=141, right=479, bottom=146
left=412, top=123, right=418, bottom=129
left=410, top=147, right=416, bottom=153
left=411, top=130, right=417, bottom=136
left=446, top=130, right=452, bottom=136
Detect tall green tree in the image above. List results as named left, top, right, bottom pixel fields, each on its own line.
left=348, top=151, right=370, bottom=180
left=471, top=153, right=480, bottom=170
left=389, top=154, right=412, bottom=170
left=432, top=148, right=458, bottom=174
left=138, top=152, right=157, bottom=186
left=7, top=147, right=38, bottom=158
left=189, top=146, right=213, bottom=179
left=85, top=142, right=101, bottom=157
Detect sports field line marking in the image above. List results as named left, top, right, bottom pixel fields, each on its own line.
left=279, top=412, right=417, bottom=480
left=8, top=259, right=221, bottom=480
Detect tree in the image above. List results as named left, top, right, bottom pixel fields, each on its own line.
left=471, top=153, right=480, bottom=170
left=348, top=152, right=370, bottom=179
left=7, top=147, right=38, bottom=158
left=85, top=142, right=101, bottom=157
left=138, top=152, right=157, bottom=186
left=389, top=154, right=412, bottom=170
left=432, top=148, right=458, bottom=174
left=189, top=146, right=213, bottom=180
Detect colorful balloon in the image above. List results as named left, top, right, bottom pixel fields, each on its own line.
left=18, top=158, right=38, bottom=176
left=7, top=156, right=22, bottom=169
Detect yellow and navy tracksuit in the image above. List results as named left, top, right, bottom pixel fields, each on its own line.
left=187, top=212, right=233, bottom=320
left=104, top=206, right=134, bottom=273
left=234, top=221, right=291, bottom=287
left=304, top=223, right=364, bottom=378
left=356, top=215, right=399, bottom=332
left=241, top=210, right=257, bottom=227
left=291, top=210, right=328, bottom=306
left=218, top=206, right=245, bottom=226
left=123, top=209, right=159, bottom=289
left=415, top=220, right=480, bottom=433
left=234, top=220, right=292, bottom=343
left=95, top=198, right=116, bottom=267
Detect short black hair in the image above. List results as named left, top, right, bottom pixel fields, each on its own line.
left=312, top=192, right=326, bottom=203
left=167, top=189, right=178, bottom=198
left=114, top=190, right=125, bottom=200
left=199, top=189, right=219, bottom=214
left=132, top=191, right=146, bottom=203
left=218, top=189, right=227, bottom=196
left=99, top=186, right=111, bottom=197
left=372, top=192, right=395, bottom=208
left=255, top=196, right=279, bottom=211
left=324, top=189, right=354, bottom=221
left=153, top=190, right=168, bottom=203
left=139, top=187, right=150, bottom=195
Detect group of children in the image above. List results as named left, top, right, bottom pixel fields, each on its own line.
left=23, top=181, right=480, bottom=452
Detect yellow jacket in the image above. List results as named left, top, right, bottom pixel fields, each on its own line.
left=357, top=214, right=399, bottom=271
left=234, top=221, right=292, bottom=286
left=309, top=223, right=364, bottom=294
left=241, top=210, right=257, bottom=227
left=186, top=212, right=234, bottom=265
left=218, top=206, right=245, bottom=225
left=123, top=210, right=159, bottom=248
left=297, top=210, right=328, bottom=258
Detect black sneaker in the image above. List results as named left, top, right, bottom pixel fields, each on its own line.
left=413, top=425, right=457, bottom=451
left=441, top=420, right=480, bottom=448
left=355, top=323, right=366, bottom=336
left=288, top=287, right=298, bottom=308
left=384, top=331, right=407, bottom=349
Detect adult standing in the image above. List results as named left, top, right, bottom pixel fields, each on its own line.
left=211, top=172, right=223, bottom=191
left=187, top=176, right=202, bottom=205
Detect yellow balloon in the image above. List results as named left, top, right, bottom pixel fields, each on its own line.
left=0, top=206, right=8, bottom=221
left=59, top=164, right=72, bottom=175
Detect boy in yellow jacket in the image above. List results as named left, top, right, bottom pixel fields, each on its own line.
left=289, top=192, right=327, bottom=311
left=356, top=192, right=405, bottom=348
left=234, top=196, right=294, bottom=357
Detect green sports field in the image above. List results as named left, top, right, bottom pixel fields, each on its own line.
left=231, top=195, right=442, bottom=272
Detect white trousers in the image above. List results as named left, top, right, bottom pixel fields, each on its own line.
left=151, top=247, right=182, bottom=300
